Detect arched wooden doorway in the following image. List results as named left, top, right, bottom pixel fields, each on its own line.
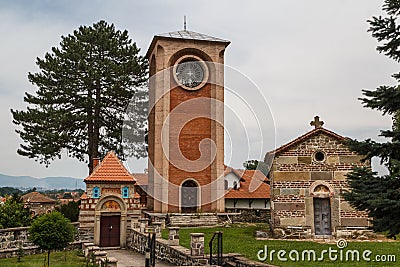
left=181, top=180, right=198, bottom=213
left=313, top=184, right=332, bottom=236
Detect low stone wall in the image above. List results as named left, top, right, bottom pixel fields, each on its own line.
left=0, top=222, right=81, bottom=259
left=224, top=209, right=271, bottom=223
left=127, top=228, right=204, bottom=266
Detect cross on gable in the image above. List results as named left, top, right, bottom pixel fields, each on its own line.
left=310, top=116, right=324, bottom=129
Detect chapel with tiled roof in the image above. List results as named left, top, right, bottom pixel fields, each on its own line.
left=79, top=151, right=142, bottom=248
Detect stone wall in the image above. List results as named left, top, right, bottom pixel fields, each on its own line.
left=224, top=209, right=271, bottom=223
left=127, top=228, right=203, bottom=266
left=0, top=222, right=80, bottom=259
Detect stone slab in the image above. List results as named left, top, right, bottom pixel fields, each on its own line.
left=310, top=171, right=333, bottom=180
left=333, top=171, right=349, bottom=180
left=274, top=202, right=305, bottom=210
left=273, top=171, right=310, bottom=181
left=280, top=188, right=300, bottom=195
left=280, top=217, right=305, bottom=226
left=339, top=155, right=364, bottom=164
left=341, top=218, right=369, bottom=227
left=298, top=156, right=312, bottom=164
left=276, top=156, right=298, bottom=164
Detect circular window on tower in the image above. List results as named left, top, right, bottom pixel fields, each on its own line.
left=313, top=150, right=326, bottom=162
left=173, top=56, right=208, bottom=90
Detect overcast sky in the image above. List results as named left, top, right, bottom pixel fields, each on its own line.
left=0, top=0, right=396, bottom=179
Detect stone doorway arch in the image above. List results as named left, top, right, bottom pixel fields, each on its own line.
left=311, top=184, right=332, bottom=236
left=94, top=196, right=127, bottom=247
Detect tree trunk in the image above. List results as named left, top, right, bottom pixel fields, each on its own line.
left=48, top=249, right=50, bottom=266
left=87, top=82, right=95, bottom=174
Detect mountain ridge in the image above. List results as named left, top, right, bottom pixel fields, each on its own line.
left=0, top=173, right=85, bottom=190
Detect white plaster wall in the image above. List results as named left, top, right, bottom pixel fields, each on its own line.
left=224, top=173, right=241, bottom=189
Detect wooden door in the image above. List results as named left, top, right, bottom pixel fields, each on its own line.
left=100, top=215, right=120, bottom=247
left=314, top=198, right=331, bottom=235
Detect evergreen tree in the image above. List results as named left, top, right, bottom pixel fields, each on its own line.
left=11, top=20, right=148, bottom=173
left=243, top=159, right=270, bottom=177
left=343, top=0, right=400, bottom=237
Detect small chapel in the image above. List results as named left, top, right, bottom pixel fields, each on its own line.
left=268, top=116, right=370, bottom=237
left=79, top=151, right=141, bottom=247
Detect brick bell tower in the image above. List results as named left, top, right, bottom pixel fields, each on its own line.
left=146, top=30, right=230, bottom=213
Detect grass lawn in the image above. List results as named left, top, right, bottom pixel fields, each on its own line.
left=162, top=224, right=400, bottom=267
left=0, top=250, right=86, bottom=267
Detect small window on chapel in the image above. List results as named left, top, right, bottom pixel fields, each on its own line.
left=314, top=151, right=326, bottom=162
left=93, top=187, right=100, bottom=198
left=122, top=187, right=129, bottom=198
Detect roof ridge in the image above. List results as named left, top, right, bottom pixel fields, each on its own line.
left=269, top=127, right=347, bottom=157
left=84, top=151, right=135, bottom=183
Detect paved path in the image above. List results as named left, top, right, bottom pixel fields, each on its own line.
left=106, top=249, right=174, bottom=267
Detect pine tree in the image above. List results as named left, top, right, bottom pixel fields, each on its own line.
left=343, top=0, right=400, bottom=237
left=11, top=20, right=148, bottom=173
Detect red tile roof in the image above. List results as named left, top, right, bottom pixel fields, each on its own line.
left=21, top=192, right=56, bottom=203
left=225, top=169, right=270, bottom=199
left=266, top=127, right=347, bottom=159
left=84, top=151, right=136, bottom=183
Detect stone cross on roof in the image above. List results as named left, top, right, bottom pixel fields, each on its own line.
left=310, top=116, right=324, bottom=129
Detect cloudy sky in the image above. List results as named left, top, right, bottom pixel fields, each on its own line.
left=0, top=0, right=396, bottom=179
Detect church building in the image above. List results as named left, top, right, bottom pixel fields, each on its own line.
left=79, top=151, right=141, bottom=247
left=268, top=117, right=370, bottom=237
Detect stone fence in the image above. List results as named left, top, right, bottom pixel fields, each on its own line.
left=0, top=222, right=81, bottom=259
left=223, top=209, right=271, bottom=223
left=127, top=228, right=205, bottom=266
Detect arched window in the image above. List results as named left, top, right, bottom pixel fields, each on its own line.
left=122, top=187, right=129, bottom=198
left=224, top=180, right=228, bottom=190
left=93, top=187, right=101, bottom=198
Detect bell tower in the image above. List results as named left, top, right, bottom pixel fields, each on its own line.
left=146, top=30, right=230, bottom=213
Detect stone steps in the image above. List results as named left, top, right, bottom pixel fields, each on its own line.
left=169, top=214, right=219, bottom=227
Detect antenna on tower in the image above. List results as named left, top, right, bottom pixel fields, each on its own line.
left=184, top=15, right=187, bottom=31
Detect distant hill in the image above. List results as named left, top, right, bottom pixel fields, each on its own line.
left=0, top=174, right=85, bottom=190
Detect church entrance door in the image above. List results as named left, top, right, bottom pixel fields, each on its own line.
left=100, top=215, right=120, bottom=247
left=313, top=198, right=331, bottom=235
left=181, top=180, right=198, bottom=213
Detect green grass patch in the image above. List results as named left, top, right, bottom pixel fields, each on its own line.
left=0, top=250, right=86, bottom=267
left=162, top=224, right=400, bottom=267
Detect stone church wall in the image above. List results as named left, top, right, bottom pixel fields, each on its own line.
left=271, top=132, right=370, bottom=236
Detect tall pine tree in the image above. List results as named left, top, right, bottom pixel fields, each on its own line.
left=11, top=21, right=148, bottom=173
left=343, top=0, right=400, bottom=237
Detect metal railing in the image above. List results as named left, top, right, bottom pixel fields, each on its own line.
left=209, top=231, right=223, bottom=265
left=145, top=232, right=156, bottom=267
